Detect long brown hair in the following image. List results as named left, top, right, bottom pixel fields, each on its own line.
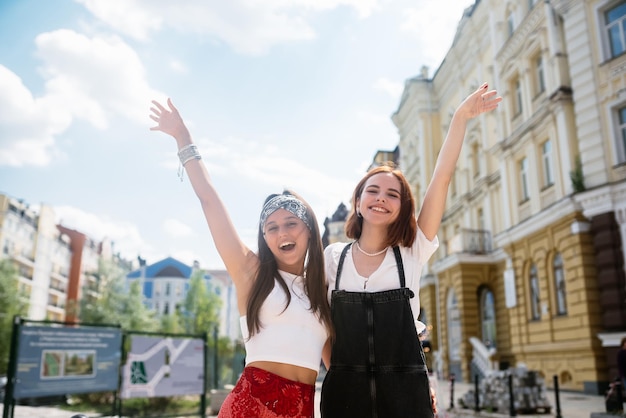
left=344, top=164, right=417, bottom=248
left=246, top=190, right=333, bottom=339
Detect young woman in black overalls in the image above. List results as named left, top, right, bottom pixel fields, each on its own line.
left=320, top=83, right=502, bottom=417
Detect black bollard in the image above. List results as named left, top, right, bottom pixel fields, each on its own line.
left=449, top=374, right=455, bottom=410
left=553, top=375, right=562, bottom=418
left=474, top=374, right=480, bottom=412
left=508, top=373, right=516, bottom=417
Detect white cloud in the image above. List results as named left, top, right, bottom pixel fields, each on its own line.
left=54, top=205, right=154, bottom=261
left=0, top=66, right=69, bottom=166
left=194, top=135, right=357, bottom=220
left=35, top=29, right=159, bottom=125
left=169, top=60, right=188, bottom=74
left=76, top=0, right=381, bottom=55
left=373, top=77, right=403, bottom=98
left=162, top=218, right=194, bottom=238
left=0, top=30, right=161, bottom=167
left=400, top=1, right=472, bottom=69
left=75, top=0, right=162, bottom=41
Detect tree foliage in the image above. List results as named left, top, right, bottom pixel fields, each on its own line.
left=180, top=270, right=222, bottom=335
left=79, top=259, right=158, bottom=331
left=0, top=259, right=28, bottom=374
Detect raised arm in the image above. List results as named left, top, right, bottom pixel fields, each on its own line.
left=149, top=99, right=258, bottom=292
left=417, top=83, right=501, bottom=240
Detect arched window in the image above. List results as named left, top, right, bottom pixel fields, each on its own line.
left=480, top=288, right=497, bottom=348
left=447, top=290, right=461, bottom=361
left=529, top=264, right=540, bottom=320
left=554, top=253, right=567, bottom=315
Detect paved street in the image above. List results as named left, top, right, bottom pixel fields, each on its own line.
left=1, top=379, right=611, bottom=418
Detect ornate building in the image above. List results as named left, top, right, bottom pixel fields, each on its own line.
left=332, top=0, right=626, bottom=394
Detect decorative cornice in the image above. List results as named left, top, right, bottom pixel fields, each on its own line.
left=551, top=0, right=580, bottom=17
left=496, top=5, right=545, bottom=65
left=493, top=196, right=581, bottom=248
left=432, top=248, right=508, bottom=274
left=573, top=181, right=626, bottom=219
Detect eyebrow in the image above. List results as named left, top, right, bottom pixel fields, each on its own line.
left=366, top=184, right=401, bottom=195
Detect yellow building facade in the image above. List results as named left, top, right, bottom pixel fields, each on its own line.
left=391, top=0, right=626, bottom=394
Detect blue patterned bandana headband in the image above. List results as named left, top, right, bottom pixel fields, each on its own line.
left=260, top=195, right=311, bottom=231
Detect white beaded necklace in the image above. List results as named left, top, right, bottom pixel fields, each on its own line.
left=355, top=240, right=388, bottom=257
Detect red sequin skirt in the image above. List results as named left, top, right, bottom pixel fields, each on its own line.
left=217, top=366, right=315, bottom=418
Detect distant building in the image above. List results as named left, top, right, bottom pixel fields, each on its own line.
left=322, top=203, right=349, bottom=247
left=126, top=257, right=240, bottom=341
left=0, top=193, right=126, bottom=322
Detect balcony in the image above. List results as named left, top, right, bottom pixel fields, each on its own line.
left=445, top=229, right=492, bottom=256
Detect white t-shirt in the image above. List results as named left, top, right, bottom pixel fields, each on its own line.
left=240, top=270, right=328, bottom=373
left=325, top=228, right=439, bottom=333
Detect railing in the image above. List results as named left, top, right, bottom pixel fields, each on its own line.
left=446, top=229, right=492, bottom=256
left=469, top=336, right=497, bottom=377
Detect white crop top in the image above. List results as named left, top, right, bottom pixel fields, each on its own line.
left=240, top=270, right=328, bottom=373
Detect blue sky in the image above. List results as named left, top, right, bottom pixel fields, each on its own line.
left=0, top=0, right=472, bottom=269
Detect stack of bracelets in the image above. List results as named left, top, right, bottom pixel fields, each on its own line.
left=177, top=143, right=201, bottom=181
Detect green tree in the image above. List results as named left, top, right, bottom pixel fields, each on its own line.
left=79, top=259, right=157, bottom=332
left=0, top=259, right=28, bottom=374
left=160, top=308, right=184, bottom=334
left=180, top=270, right=222, bottom=334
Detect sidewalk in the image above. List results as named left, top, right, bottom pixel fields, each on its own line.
left=1, top=380, right=613, bottom=418
left=312, top=378, right=608, bottom=418
left=431, top=379, right=609, bottom=418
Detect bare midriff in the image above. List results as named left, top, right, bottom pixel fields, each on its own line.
left=247, top=361, right=318, bottom=385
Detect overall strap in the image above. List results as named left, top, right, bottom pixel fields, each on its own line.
left=392, top=246, right=406, bottom=288
left=335, top=243, right=353, bottom=290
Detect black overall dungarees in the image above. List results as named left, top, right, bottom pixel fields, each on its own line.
left=321, top=243, right=434, bottom=418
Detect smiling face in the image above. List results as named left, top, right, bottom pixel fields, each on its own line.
left=356, top=172, right=402, bottom=227
left=262, top=208, right=311, bottom=274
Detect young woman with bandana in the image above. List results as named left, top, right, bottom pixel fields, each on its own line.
left=320, top=83, right=502, bottom=417
left=150, top=98, right=332, bottom=418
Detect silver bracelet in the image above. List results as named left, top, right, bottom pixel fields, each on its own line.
left=177, top=144, right=201, bottom=181
left=178, top=144, right=201, bottom=166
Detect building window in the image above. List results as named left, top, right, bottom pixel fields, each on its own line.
left=535, top=55, right=545, bottom=94
left=529, top=264, right=541, bottom=320
left=164, top=302, right=169, bottom=315
left=480, top=288, right=497, bottom=348
left=618, top=106, right=626, bottom=164
left=542, top=140, right=554, bottom=187
left=515, top=79, right=523, bottom=115
left=447, top=290, right=461, bottom=361
left=520, top=157, right=530, bottom=201
left=507, top=11, right=515, bottom=36
left=554, top=253, right=567, bottom=315
left=472, top=142, right=480, bottom=178
left=165, top=282, right=171, bottom=296
left=451, top=172, right=457, bottom=197
left=606, top=2, right=626, bottom=58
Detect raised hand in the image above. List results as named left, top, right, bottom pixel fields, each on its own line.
left=149, top=98, right=189, bottom=140
left=457, top=82, right=502, bottom=119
